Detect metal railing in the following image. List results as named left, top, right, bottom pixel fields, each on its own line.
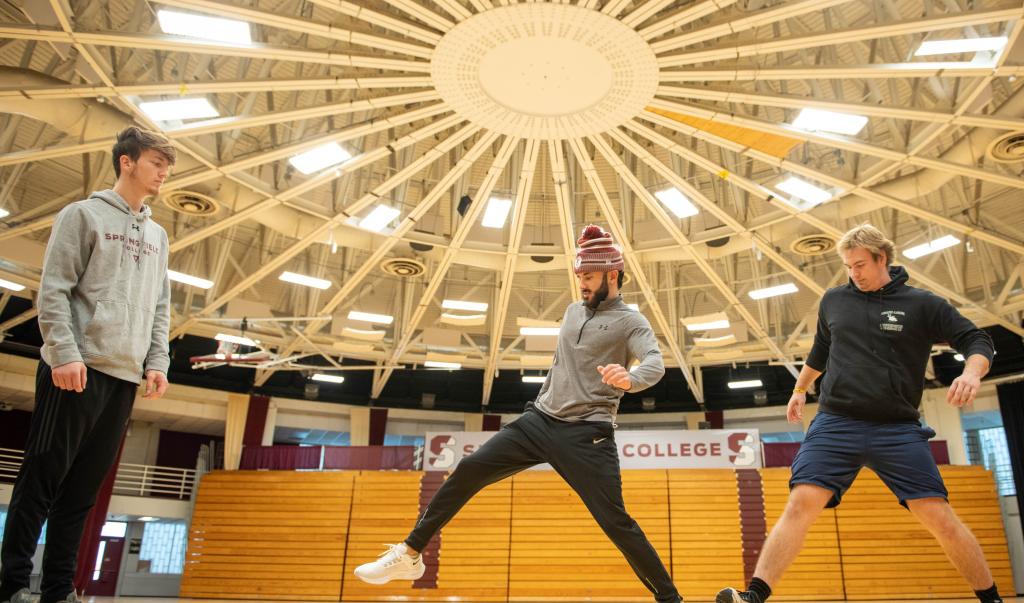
left=0, top=448, right=196, bottom=500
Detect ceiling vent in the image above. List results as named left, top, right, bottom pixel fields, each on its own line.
left=162, top=190, right=219, bottom=216
left=790, top=234, right=836, bottom=256
left=986, top=130, right=1024, bottom=163
left=380, top=257, right=426, bottom=278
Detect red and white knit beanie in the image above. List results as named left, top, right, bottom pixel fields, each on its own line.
left=574, top=224, right=624, bottom=274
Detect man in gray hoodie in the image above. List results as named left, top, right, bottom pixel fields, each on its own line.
left=0, top=126, right=175, bottom=603
left=354, top=225, right=682, bottom=603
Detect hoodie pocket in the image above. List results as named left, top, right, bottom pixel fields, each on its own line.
left=827, top=362, right=898, bottom=405
left=82, top=299, right=154, bottom=370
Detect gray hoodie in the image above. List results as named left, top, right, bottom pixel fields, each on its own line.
left=38, top=190, right=171, bottom=383
left=534, top=295, right=665, bottom=422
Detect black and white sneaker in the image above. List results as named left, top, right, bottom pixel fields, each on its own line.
left=716, top=587, right=757, bottom=603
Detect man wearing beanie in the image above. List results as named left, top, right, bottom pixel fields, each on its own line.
left=354, top=224, right=682, bottom=603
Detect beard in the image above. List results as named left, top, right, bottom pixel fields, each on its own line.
left=585, top=272, right=610, bottom=310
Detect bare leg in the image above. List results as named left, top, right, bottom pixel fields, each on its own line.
left=752, top=484, right=834, bottom=586
left=906, top=497, right=994, bottom=590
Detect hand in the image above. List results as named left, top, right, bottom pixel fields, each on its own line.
left=947, top=371, right=981, bottom=407
left=597, top=364, right=632, bottom=390
left=52, top=361, right=87, bottom=392
left=787, top=392, right=806, bottom=423
left=144, top=370, right=169, bottom=399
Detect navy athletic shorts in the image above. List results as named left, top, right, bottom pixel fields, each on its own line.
left=789, top=410, right=948, bottom=508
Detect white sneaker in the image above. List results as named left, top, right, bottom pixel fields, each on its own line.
left=354, top=543, right=426, bottom=585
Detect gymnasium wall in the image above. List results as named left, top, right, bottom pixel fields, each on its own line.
left=181, top=465, right=1014, bottom=602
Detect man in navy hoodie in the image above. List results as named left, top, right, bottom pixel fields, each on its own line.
left=0, top=127, right=175, bottom=603
left=718, top=224, right=1003, bottom=603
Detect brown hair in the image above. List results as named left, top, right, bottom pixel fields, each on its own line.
left=112, top=126, right=176, bottom=177
left=838, top=223, right=896, bottom=266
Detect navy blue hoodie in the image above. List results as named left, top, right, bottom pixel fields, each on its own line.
left=806, top=265, right=994, bottom=423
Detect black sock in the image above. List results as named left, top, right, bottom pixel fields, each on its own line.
left=747, top=577, right=772, bottom=602
left=975, top=583, right=1001, bottom=603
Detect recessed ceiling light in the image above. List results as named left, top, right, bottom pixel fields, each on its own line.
left=288, top=143, right=352, bottom=175
left=653, top=188, right=699, bottom=218
left=749, top=283, right=798, bottom=300
left=791, top=108, right=868, bottom=136
left=139, top=98, right=219, bottom=122
left=358, top=205, right=400, bottom=232
left=903, top=235, right=961, bottom=260
left=311, top=373, right=345, bottom=384
left=482, top=197, right=513, bottom=228
left=348, top=310, right=394, bottom=325
left=775, top=176, right=833, bottom=207
left=914, top=37, right=1008, bottom=57
left=279, top=271, right=331, bottom=290
left=168, top=270, right=213, bottom=290
left=157, top=9, right=252, bottom=45
left=728, top=379, right=763, bottom=389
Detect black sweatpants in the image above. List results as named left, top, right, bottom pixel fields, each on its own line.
left=0, top=361, right=135, bottom=603
left=406, top=404, right=680, bottom=603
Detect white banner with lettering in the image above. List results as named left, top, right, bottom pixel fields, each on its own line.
left=424, top=429, right=761, bottom=471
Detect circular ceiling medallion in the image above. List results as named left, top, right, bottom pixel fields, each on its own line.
left=162, top=190, right=220, bottom=216
left=380, top=257, right=426, bottom=278
left=431, top=4, right=659, bottom=140
left=790, top=234, right=837, bottom=256
left=986, top=130, right=1024, bottom=163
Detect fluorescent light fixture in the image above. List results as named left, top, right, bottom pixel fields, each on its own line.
left=0, top=208, right=9, bottom=219
left=522, top=375, right=546, bottom=384
left=215, top=333, right=257, bottom=346
left=0, top=278, right=25, bottom=292
left=685, top=319, right=730, bottom=331
left=915, top=36, right=1008, bottom=56
left=168, top=270, right=213, bottom=289
left=157, top=9, right=252, bottom=44
left=775, top=176, right=833, bottom=207
left=749, top=283, right=799, bottom=300
left=903, top=235, right=961, bottom=260
left=100, top=522, right=127, bottom=538
left=311, top=373, right=345, bottom=384
left=482, top=196, right=513, bottom=228
left=288, top=142, right=352, bottom=175
left=425, top=360, right=461, bottom=369
left=440, top=313, right=487, bottom=326
left=954, top=353, right=965, bottom=362
left=728, top=379, right=763, bottom=389
left=520, top=327, right=560, bottom=336
left=279, top=271, right=331, bottom=290
left=791, top=108, right=868, bottom=136
left=341, top=327, right=385, bottom=342
left=653, top=188, right=699, bottom=218
left=694, top=334, right=737, bottom=347
left=627, top=303, right=639, bottom=311
left=139, top=97, right=218, bottom=122
left=442, top=299, right=489, bottom=312
left=358, top=205, right=400, bottom=232
left=137, top=516, right=157, bottom=522
left=348, top=310, right=394, bottom=325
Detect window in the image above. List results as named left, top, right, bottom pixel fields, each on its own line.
left=384, top=434, right=425, bottom=447
left=139, top=521, right=188, bottom=574
left=964, top=426, right=1016, bottom=496
left=0, top=511, right=46, bottom=544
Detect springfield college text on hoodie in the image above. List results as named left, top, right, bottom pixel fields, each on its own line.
left=38, top=190, right=171, bottom=383
left=806, top=265, right=993, bottom=423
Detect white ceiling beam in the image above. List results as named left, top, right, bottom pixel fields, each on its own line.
left=566, top=137, right=704, bottom=404
left=626, top=0, right=721, bottom=32
left=0, top=24, right=432, bottom=72
left=659, top=64, right=1024, bottom=82
left=371, top=135, right=520, bottom=399
left=304, top=0, right=442, bottom=44
left=547, top=141, right=583, bottom=304
left=656, top=7, right=1022, bottom=67
left=152, top=0, right=435, bottom=58
left=481, top=138, right=540, bottom=406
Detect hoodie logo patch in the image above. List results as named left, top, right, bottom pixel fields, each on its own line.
left=880, top=310, right=905, bottom=332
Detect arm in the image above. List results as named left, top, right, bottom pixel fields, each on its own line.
left=789, top=296, right=829, bottom=423
left=38, top=205, right=90, bottom=367
left=144, top=236, right=171, bottom=399
left=933, top=297, right=994, bottom=406
left=599, top=318, right=665, bottom=392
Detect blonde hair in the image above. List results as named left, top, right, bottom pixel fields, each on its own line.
left=838, top=223, right=896, bottom=266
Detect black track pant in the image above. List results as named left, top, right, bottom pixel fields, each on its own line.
left=0, top=361, right=135, bottom=603
left=406, top=404, right=680, bottom=603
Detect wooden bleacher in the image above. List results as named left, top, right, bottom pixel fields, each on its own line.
left=180, top=465, right=1015, bottom=602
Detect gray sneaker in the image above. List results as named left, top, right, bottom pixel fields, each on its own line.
left=3, top=588, right=33, bottom=603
